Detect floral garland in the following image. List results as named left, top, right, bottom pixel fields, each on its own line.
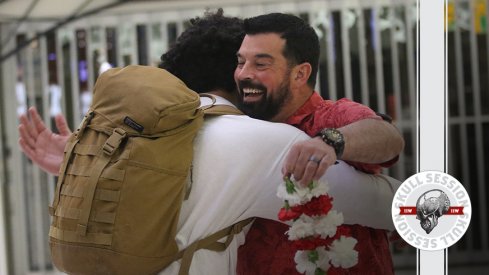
left=277, top=176, right=358, bottom=275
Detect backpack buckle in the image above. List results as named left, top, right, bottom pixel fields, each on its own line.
left=103, top=128, right=127, bottom=156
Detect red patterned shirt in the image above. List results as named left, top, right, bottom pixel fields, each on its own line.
left=237, top=93, right=396, bottom=275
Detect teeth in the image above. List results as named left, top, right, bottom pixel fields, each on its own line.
left=243, top=88, right=263, bottom=94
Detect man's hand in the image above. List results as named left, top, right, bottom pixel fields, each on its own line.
left=18, top=107, right=71, bottom=175
left=282, top=137, right=337, bottom=186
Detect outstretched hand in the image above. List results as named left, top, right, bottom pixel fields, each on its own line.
left=18, top=107, right=72, bottom=175
left=282, top=137, right=337, bottom=187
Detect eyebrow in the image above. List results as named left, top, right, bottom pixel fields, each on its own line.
left=236, top=52, right=274, bottom=60
left=255, top=53, right=274, bottom=59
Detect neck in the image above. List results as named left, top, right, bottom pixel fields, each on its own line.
left=270, top=88, right=314, bottom=123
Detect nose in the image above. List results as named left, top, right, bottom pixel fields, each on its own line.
left=236, top=62, right=254, bottom=81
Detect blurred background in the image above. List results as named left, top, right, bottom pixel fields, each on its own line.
left=0, top=0, right=487, bottom=274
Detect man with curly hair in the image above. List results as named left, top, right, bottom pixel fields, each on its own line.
left=18, top=10, right=401, bottom=274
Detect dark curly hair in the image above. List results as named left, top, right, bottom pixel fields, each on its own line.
left=159, top=9, right=244, bottom=94
left=244, top=13, right=319, bottom=88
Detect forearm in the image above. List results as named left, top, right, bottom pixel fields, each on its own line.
left=339, top=118, right=404, bottom=163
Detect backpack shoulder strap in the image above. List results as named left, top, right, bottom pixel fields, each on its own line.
left=200, top=93, right=244, bottom=116
left=175, top=217, right=254, bottom=275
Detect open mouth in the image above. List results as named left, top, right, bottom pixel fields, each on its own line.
left=242, top=88, right=265, bottom=102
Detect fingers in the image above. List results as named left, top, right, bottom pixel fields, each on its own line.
left=313, top=153, right=336, bottom=181
left=282, top=143, right=301, bottom=175
left=18, top=137, right=39, bottom=163
left=299, top=157, right=323, bottom=186
left=282, top=138, right=338, bottom=186
left=18, top=120, right=37, bottom=149
left=282, top=142, right=312, bottom=184
left=19, top=110, right=39, bottom=142
left=54, top=114, right=72, bottom=136
left=29, top=107, right=47, bottom=134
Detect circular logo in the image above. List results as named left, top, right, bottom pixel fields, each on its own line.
left=391, top=171, right=471, bottom=251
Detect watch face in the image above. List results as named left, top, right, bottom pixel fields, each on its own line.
left=319, top=128, right=344, bottom=158
left=324, top=129, right=343, bottom=143
left=328, top=130, right=342, bottom=142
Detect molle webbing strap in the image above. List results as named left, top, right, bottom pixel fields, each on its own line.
left=61, top=184, right=121, bottom=203
left=73, top=143, right=131, bottom=160
left=49, top=226, right=112, bottom=246
left=51, top=112, right=94, bottom=212
left=50, top=139, right=77, bottom=214
left=66, top=165, right=125, bottom=182
left=176, top=218, right=254, bottom=275
left=76, top=127, right=126, bottom=236
left=54, top=206, right=116, bottom=224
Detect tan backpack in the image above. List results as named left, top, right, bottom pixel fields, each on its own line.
left=48, top=65, right=252, bottom=275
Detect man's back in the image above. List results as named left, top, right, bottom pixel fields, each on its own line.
left=163, top=109, right=306, bottom=274
left=160, top=97, right=399, bottom=274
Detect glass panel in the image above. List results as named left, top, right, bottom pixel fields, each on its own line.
left=150, top=23, right=164, bottom=66
left=137, top=25, right=148, bottom=65
left=365, top=8, right=378, bottom=111
left=76, top=29, right=90, bottom=118
left=106, top=27, right=118, bottom=67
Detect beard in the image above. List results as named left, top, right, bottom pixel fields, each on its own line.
left=236, top=78, right=291, bottom=121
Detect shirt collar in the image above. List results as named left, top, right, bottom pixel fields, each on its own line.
left=285, top=92, right=323, bottom=126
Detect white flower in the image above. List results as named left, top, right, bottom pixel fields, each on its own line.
left=310, top=179, right=330, bottom=197
left=314, top=210, right=344, bottom=238
left=276, top=184, right=303, bottom=206
left=294, top=248, right=331, bottom=275
left=327, top=236, right=359, bottom=268
left=288, top=215, right=315, bottom=240
left=294, top=250, right=317, bottom=275
left=315, top=247, right=332, bottom=271
left=277, top=179, right=330, bottom=206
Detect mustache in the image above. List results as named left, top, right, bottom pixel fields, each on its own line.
left=237, top=80, right=267, bottom=92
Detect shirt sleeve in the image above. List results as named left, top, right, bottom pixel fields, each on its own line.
left=317, top=98, right=381, bottom=130
left=324, top=161, right=400, bottom=230
left=315, top=99, right=398, bottom=173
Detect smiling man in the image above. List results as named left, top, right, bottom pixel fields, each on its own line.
left=235, top=13, right=404, bottom=275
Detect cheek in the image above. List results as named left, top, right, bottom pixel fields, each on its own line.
left=256, top=73, right=280, bottom=90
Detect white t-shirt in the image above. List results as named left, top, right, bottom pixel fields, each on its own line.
left=160, top=96, right=400, bottom=274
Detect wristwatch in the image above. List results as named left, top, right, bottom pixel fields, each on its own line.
left=316, top=128, right=345, bottom=159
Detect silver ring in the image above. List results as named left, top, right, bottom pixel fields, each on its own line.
left=308, top=156, right=321, bottom=164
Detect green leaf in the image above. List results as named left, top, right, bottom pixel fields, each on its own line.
left=285, top=177, right=296, bottom=194
left=307, top=181, right=315, bottom=190
left=314, top=268, right=326, bottom=275
left=308, top=250, right=319, bottom=263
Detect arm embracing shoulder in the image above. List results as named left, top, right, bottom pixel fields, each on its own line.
left=322, top=161, right=401, bottom=231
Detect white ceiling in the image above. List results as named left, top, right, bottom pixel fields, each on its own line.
left=0, top=0, right=281, bottom=22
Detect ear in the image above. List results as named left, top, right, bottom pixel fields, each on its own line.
left=291, top=62, right=312, bottom=87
